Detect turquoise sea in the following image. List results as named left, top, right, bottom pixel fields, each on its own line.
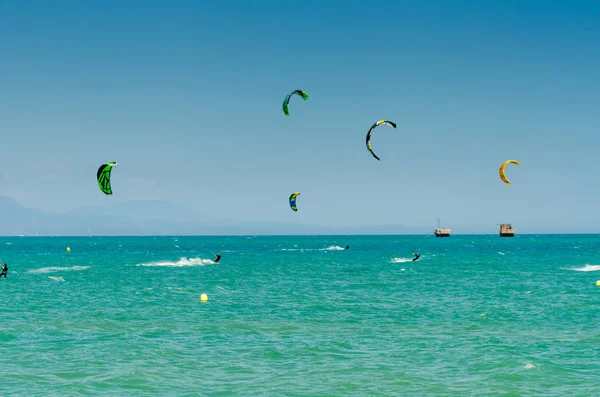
left=1, top=234, right=600, bottom=396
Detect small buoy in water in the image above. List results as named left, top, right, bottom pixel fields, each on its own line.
left=200, top=293, right=208, bottom=302
left=66, top=247, right=71, bottom=252
left=596, top=280, right=600, bottom=286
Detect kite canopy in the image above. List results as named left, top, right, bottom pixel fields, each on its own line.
left=499, top=159, right=520, bottom=184
left=289, top=192, right=300, bottom=211
left=365, top=120, right=397, bottom=161
left=97, top=161, right=118, bottom=195
left=282, top=90, right=308, bottom=116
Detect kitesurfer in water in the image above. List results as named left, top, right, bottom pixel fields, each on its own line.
left=214, top=253, right=221, bottom=264
left=345, top=245, right=350, bottom=249
left=0, top=263, right=7, bottom=278
left=412, top=252, right=420, bottom=261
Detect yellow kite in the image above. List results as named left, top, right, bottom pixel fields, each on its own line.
left=499, top=160, right=520, bottom=184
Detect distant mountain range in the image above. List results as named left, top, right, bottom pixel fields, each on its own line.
left=0, top=196, right=429, bottom=236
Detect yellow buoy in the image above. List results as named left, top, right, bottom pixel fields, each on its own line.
left=200, top=293, right=208, bottom=302
left=596, top=280, right=600, bottom=287
left=66, top=247, right=71, bottom=252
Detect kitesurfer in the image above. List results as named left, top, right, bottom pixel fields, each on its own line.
left=214, top=253, right=221, bottom=264
left=0, top=263, right=7, bottom=278
left=345, top=245, right=350, bottom=249
left=412, top=252, right=420, bottom=261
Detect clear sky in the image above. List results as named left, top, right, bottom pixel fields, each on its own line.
left=0, top=0, right=598, bottom=233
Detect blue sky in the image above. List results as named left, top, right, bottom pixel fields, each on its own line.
left=0, top=0, right=598, bottom=232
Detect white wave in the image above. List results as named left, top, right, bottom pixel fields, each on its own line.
left=498, top=252, right=505, bottom=255
left=569, top=264, right=600, bottom=272
left=278, top=248, right=317, bottom=252
left=29, top=266, right=90, bottom=274
left=279, top=245, right=347, bottom=252
left=524, top=363, right=536, bottom=369
left=392, top=258, right=413, bottom=263
left=135, top=257, right=215, bottom=267
left=320, top=246, right=345, bottom=251
left=48, top=276, right=65, bottom=282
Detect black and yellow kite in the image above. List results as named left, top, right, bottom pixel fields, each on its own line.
left=365, top=120, right=397, bottom=161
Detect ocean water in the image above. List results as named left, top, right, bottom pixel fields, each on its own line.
left=1, top=234, right=600, bottom=396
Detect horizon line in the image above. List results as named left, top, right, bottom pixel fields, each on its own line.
left=2, top=232, right=600, bottom=237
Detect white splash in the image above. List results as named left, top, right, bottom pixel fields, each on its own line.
left=320, top=246, right=345, bottom=251
left=392, top=258, right=413, bottom=263
left=569, top=264, right=600, bottom=272
left=135, top=257, right=215, bottom=267
left=48, top=276, right=65, bottom=282
left=29, top=266, right=90, bottom=274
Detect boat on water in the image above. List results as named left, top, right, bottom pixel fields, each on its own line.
left=434, top=217, right=451, bottom=237
left=499, top=223, right=515, bottom=237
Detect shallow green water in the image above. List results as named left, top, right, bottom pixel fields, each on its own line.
left=1, top=234, right=599, bottom=396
